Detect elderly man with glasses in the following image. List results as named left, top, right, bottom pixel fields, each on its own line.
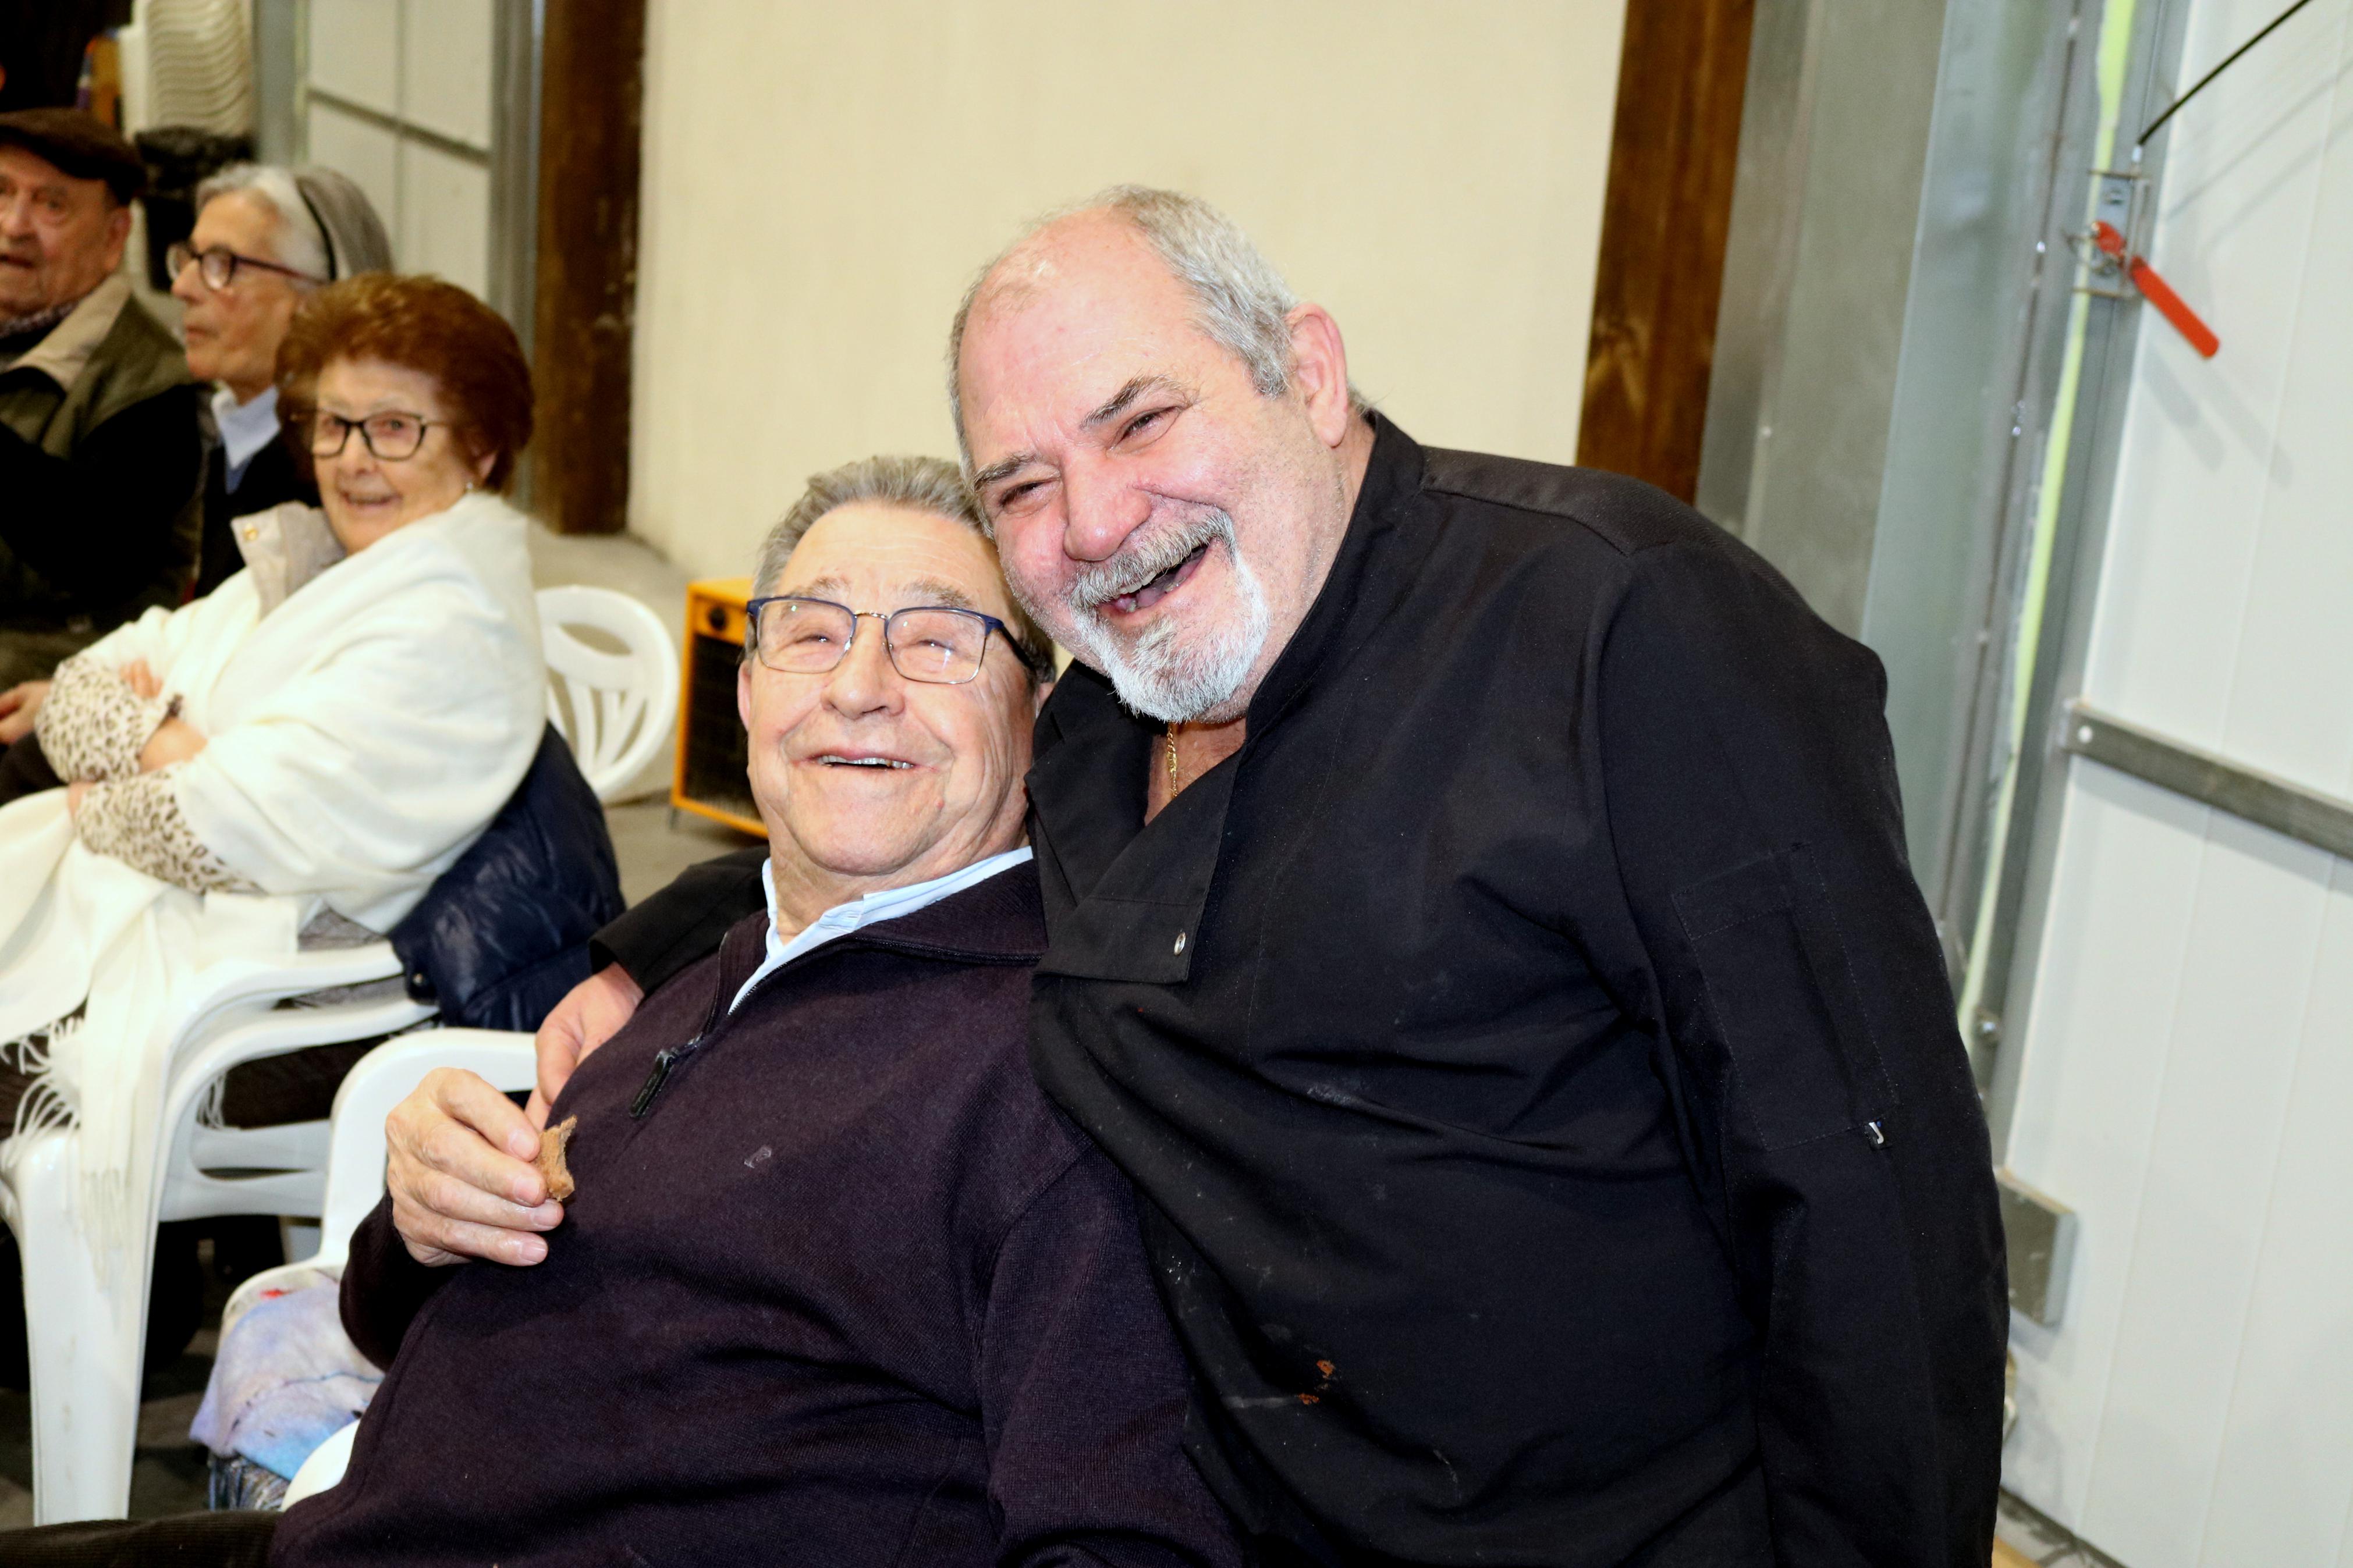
left=0, top=109, right=204, bottom=694
left=0, top=456, right=1243, bottom=1568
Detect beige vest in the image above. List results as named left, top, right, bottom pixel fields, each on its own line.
left=0, top=273, right=192, bottom=457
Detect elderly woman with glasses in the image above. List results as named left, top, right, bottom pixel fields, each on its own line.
left=0, top=272, right=545, bottom=1306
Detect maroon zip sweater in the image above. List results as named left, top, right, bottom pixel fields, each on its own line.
left=273, top=863, right=1240, bottom=1568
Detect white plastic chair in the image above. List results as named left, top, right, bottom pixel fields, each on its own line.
left=216, top=1029, right=539, bottom=1510
left=2, top=950, right=436, bottom=1522
left=537, top=585, right=680, bottom=804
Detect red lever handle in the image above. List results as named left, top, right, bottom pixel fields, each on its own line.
left=2094, top=221, right=2221, bottom=358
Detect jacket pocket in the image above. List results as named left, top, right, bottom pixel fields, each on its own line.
left=1672, top=847, right=1893, bottom=1150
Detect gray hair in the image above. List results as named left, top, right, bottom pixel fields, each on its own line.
left=751, top=454, right=1054, bottom=679
left=193, top=163, right=393, bottom=281
left=946, top=185, right=1364, bottom=467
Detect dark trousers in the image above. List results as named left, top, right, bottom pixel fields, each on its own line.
left=0, top=1513, right=276, bottom=1566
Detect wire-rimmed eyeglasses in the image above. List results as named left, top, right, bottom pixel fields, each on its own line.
left=308, top=410, right=446, bottom=461
left=745, top=595, right=1043, bottom=685
left=166, top=242, right=322, bottom=291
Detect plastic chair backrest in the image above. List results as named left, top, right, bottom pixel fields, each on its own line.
left=314, top=1029, right=539, bottom=1268
left=537, top=585, right=680, bottom=804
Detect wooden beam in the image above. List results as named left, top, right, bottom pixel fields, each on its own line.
left=1577, top=0, right=1756, bottom=503
left=531, top=0, right=644, bottom=535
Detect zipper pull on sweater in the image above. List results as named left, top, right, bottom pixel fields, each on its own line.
left=631, top=927, right=755, bottom=1119
left=630, top=1047, right=679, bottom=1118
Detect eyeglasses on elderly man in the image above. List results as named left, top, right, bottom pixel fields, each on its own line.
left=745, top=593, right=1047, bottom=685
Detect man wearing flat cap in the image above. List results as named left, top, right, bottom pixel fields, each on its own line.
left=0, top=108, right=205, bottom=692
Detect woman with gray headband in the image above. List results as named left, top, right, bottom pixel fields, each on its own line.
left=169, top=164, right=393, bottom=595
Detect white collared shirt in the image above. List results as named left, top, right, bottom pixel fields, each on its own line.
left=213, top=385, right=282, bottom=489
left=729, top=845, right=1034, bottom=1014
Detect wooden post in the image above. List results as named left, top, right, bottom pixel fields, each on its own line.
left=1577, top=0, right=1756, bottom=503
left=531, top=0, right=644, bottom=535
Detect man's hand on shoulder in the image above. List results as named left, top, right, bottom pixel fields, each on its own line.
left=386, top=1067, right=565, bottom=1267
left=526, top=963, right=644, bottom=1129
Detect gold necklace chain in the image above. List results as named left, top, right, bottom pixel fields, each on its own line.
left=1163, top=726, right=1187, bottom=795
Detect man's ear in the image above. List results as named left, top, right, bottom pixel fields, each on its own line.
left=736, top=657, right=754, bottom=732
left=1285, top=303, right=1354, bottom=450
left=100, top=204, right=132, bottom=273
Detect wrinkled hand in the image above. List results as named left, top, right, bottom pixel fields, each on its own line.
left=0, top=680, right=48, bottom=744
left=385, top=1067, right=565, bottom=1267
left=525, top=963, right=644, bottom=1129
left=137, top=716, right=205, bottom=771
left=122, top=659, right=161, bottom=700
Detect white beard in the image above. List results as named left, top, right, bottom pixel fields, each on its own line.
left=1039, top=508, right=1272, bottom=724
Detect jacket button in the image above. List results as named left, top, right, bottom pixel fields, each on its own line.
left=1173, top=931, right=1187, bottom=955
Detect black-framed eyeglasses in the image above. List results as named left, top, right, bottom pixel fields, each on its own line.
left=166, top=242, right=322, bottom=291
left=745, top=595, right=1043, bottom=685
left=308, top=410, right=445, bottom=461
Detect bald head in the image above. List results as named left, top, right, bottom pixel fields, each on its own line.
left=947, top=187, right=1351, bottom=471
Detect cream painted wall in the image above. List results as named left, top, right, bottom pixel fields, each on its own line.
left=629, top=0, right=1627, bottom=580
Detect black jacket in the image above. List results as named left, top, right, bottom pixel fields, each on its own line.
left=290, top=868, right=1243, bottom=1568
left=0, top=383, right=205, bottom=636
left=595, top=418, right=2007, bottom=1567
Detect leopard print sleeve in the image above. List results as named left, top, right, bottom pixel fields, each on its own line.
left=74, top=771, right=258, bottom=894
left=34, top=655, right=171, bottom=782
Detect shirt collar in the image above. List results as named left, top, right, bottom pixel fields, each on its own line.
left=731, top=844, right=1037, bottom=1012
left=213, top=385, right=283, bottom=475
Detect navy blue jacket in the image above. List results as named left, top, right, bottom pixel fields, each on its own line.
left=389, top=726, right=623, bottom=1032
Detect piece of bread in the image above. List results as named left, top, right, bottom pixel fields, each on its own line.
left=538, top=1115, right=579, bottom=1203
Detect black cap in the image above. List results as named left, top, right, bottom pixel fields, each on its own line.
left=0, top=109, right=148, bottom=204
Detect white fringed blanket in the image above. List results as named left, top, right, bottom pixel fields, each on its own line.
left=0, top=492, right=544, bottom=1283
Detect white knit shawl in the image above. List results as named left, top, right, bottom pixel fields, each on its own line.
left=0, top=491, right=545, bottom=1282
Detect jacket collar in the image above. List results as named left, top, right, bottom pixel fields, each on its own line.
left=2, top=272, right=130, bottom=390
left=1241, top=411, right=1430, bottom=730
